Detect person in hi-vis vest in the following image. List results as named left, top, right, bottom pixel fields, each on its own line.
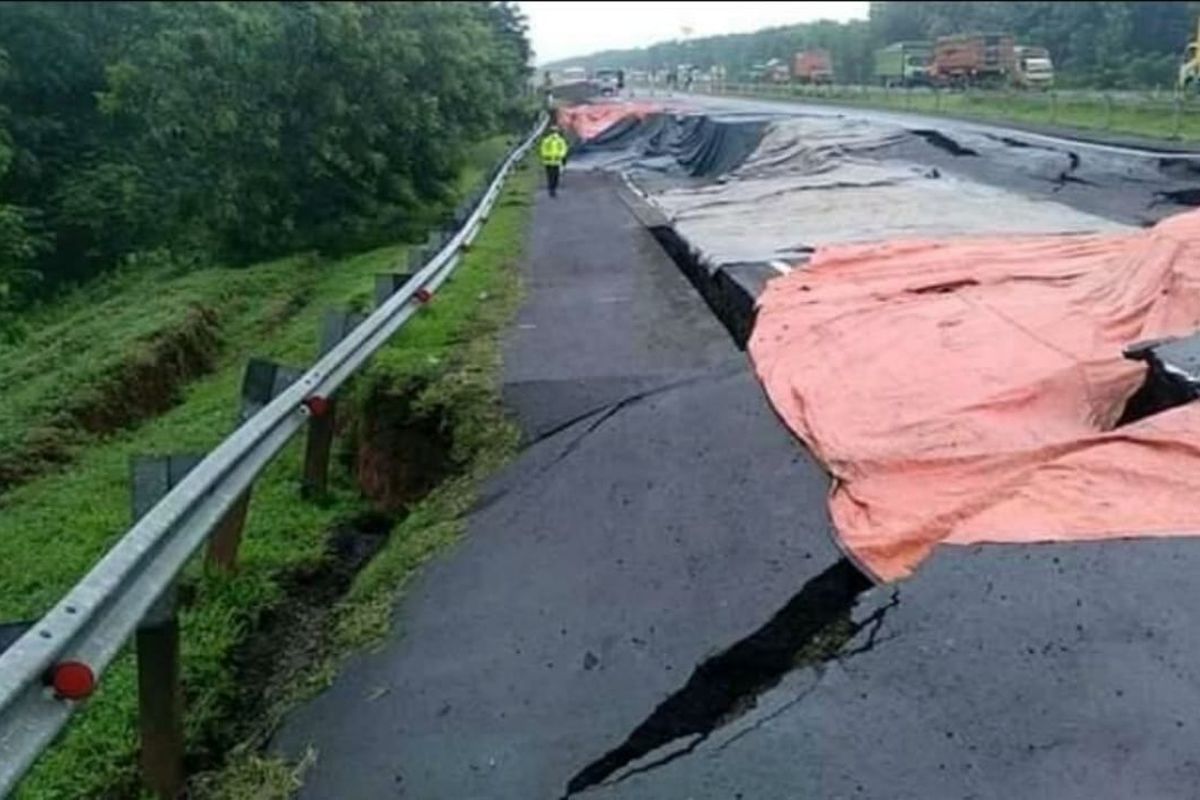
left=539, top=125, right=569, bottom=198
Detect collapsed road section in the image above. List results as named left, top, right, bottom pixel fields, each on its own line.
left=275, top=96, right=1200, bottom=800
left=273, top=165, right=864, bottom=800
left=564, top=98, right=1200, bottom=579
left=566, top=98, right=1200, bottom=344
left=546, top=98, right=1200, bottom=800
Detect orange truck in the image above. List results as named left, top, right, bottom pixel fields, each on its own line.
left=930, top=33, right=1016, bottom=88
left=792, top=49, right=833, bottom=84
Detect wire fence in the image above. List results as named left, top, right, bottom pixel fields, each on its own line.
left=643, top=80, right=1200, bottom=143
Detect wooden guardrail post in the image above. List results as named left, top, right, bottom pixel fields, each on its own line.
left=203, top=358, right=302, bottom=570
left=130, top=454, right=199, bottom=799
left=135, top=586, right=183, bottom=800
left=301, top=310, right=365, bottom=499
left=205, top=491, right=252, bottom=572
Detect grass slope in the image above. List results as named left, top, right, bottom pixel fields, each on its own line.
left=3, top=136, right=532, bottom=799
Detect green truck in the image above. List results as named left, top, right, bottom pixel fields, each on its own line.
left=874, top=41, right=932, bottom=87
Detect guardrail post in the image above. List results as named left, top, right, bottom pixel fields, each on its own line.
left=0, top=621, right=33, bottom=654
left=131, top=455, right=197, bottom=799
left=239, top=357, right=305, bottom=422
left=206, top=493, right=252, bottom=571
left=206, top=358, right=303, bottom=571
left=301, top=310, right=365, bottom=499
left=452, top=203, right=470, bottom=231
left=375, top=271, right=417, bottom=309
left=1049, top=90, right=1057, bottom=125
left=1173, top=92, right=1183, bottom=140
left=136, top=587, right=183, bottom=800
left=1104, top=93, right=1113, bottom=130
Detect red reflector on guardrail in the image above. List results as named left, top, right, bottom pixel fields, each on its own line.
left=415, top=288, right=433, bottom=304
left=302, top=396, right=331, bottom=418
left=48, top=661, right=95, bottom=700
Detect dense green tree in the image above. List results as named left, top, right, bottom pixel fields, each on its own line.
left=0, top=1, right=531, bottom=314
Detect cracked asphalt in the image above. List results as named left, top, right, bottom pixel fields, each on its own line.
left=275, top=111, right=1200, bottom=799
left=273, top=172, right=843, bottom=799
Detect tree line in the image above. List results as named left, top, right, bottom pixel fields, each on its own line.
left=0, top=2, right=532, bottom=320
left=548, top=2, right=1200, bottom=91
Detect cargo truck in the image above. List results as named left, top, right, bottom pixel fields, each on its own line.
left=750, top=58, right=790, bottom=84
left=930, top=33, right=1016, bottom=88
left=874, top=41, right=932, bottom=87
left=1013, top=46, right=1054, bottom=89
left=593, top=67, right=621, bottom=95
left=793, top=49, right=833, bottom=84
left=1180, top=16, right=1200, bottom=90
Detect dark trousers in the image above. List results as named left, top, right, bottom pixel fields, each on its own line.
left=545, top=164, right=561, bottom=196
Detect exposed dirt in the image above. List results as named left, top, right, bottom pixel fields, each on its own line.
left=353, top=381, right=456, bottom=513
left=73, top=305, right=223, bottom=433
left=0, top=305, right=223, bottom=494
left=188, top=512, right=394, bottom=775
left=186, top=376, right=463, bottom=785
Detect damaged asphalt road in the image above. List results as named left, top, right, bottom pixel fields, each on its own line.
left=273, top=173, right=852, bottom=799
left=589, top=541, right=1200, bottom=800
left=274, top=102, right=1200, bottom=800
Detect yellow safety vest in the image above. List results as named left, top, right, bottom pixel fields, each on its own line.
left=540, top=133, right=568, bottom=167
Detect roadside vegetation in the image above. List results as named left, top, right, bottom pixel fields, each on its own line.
left=3, top=144, right=535, bottom=800
left=0, top=2, right=530, bottom=330
left=0, top=1, right=540, bottom=795
left=707, top=82, right=1200, bottom=143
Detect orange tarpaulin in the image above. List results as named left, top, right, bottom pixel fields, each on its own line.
left=556, top=102, right=664, bottom=141
left=749, top=210, right=1200, bottom=582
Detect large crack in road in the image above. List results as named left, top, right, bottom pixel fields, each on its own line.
left=563, top=559, right=882, bottom=797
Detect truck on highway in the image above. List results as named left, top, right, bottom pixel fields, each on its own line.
left=930, top=33, right=1015, bottom=88
left=793, top=49, right=834, bottom=84
left=874, top=41, right=932, bottom=87
left=1013, top=46, right=1054, bottom=89
left=757, top=58, right=790, bottom=83
left=1180, top=16, right=1200, bottom=90
left=593, top=67, right=622, bottom=96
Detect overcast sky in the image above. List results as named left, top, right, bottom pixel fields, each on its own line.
left=519, top=1, right=870, bottom=65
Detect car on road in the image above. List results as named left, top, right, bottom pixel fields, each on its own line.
left=593, top=67, right=622, bottom=95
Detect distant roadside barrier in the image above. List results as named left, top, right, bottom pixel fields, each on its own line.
left=633, top=79, right=1200, bottom=143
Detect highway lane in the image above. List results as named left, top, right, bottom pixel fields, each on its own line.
left=275, top=101, right=1200, bottom=800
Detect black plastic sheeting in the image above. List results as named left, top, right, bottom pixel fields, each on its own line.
left=1121, top=332, right=1200, bottom=423
left=652, top=115, right=769, bottom=178
left=593, top=104, right=1200, bottom=356
left=572, top=113, right=769, bottom=181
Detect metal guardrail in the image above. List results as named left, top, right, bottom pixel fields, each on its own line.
left=0, top=115, right=547, bottom=797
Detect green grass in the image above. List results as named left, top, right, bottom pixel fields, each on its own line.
left=715, top=83, right=1200, bottom=143
left=0, top=134, right=520, bottom=496
left=3, top=138, right=534, bottom=799
left=0, top=253, right=310, bottom=490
